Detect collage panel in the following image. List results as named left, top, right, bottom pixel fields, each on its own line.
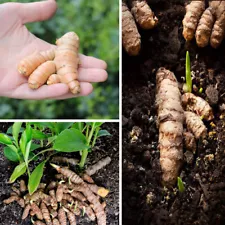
left=0, top=0, right=119, bottom=119
left=122, top=0, right=225, bottom=225
left=0, top=122, right=119, bottom=225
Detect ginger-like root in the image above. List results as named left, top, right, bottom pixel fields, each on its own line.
left=28, top=61, right=56, bottom=89
left=22, top=204, right=31, bottom=220
left=56, top=183, right=64, bottom=202
left=40, top=202, right=52, bottom=225
left=34, top=221, right=46, bottom=225
left=58, top=208, right=67, bottom=225
left=183, top=131, right=196, bottom=153
left=195, top=7, right=214, bottom=47
left=130, top=0, right=158, bottom=29
left=20, top=180, right=27, bottom=192
left=87, top=184, right=109, bottom=198
left=184, top=111, right=207, bottom=139
left=51, top=156, right=78, bottom=167
left=3, top=195, right=19, bottom=204
left=156, top=67, right=184, bottom=187
left=31, top=203, right=43, bottom=220
left=66, top=210, right=77, bottom=225
left=17, top=49, right=55, bottom=76
left=183, top=0, right=225, bottom=48
left=86, top=156, right=111, bottom=176
left=47, top=74, right=60, bottom=85
left=182, top=93, right=214, bottom=121
left=54, top=32, right=80, bottom=94
left=122, top=1, right=141, bottom=56
left=52, top=218, right=60, bottom=225
left=183, top=1, right=205, bottom=41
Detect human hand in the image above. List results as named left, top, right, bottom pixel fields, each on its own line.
left=0, top=0, right=108, bottom=100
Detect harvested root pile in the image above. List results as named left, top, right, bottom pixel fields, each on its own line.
left=4, top=160, right=110, bottom=225
left=183, top=0, right=225, bottom=48
left=17, top=32, right=80, bottom=94
left=156, top=67, right=214, bottom=187
left=122, top=0, right=157, bottom=56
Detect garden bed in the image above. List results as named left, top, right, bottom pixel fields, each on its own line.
left=122, top=1, right=225, bottom=224
left=0, top=123, right=119, bottom=225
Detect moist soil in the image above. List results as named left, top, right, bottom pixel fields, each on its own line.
left=0, top=123, right=119, bottom=225
left=123, top=1, right=225, bottom=225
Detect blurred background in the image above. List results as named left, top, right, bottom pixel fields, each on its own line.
left=0, top=0, right=119, bottom=119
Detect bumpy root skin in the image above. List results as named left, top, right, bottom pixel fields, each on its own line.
left=20, top=180, right=27, bottom=192
left=122, top=1, right=141, bottom=56
left=34, top=221, right=46, bottom=225
left=67, top=210, right=77, bottom=225
left=183, top=131, right=196, bottom=153
left=47, top=74, right=60, bottom=85
left=156, top=67, right=184, bottom=187
left=130, top=0, right=158, bottom=29
left=196, top=7, right=215, bottom=47
left=31, top=203, right=43, bottom=220
left=184, top=111, right=207, bottom=139
left=28, top=61, right=56, bottom=89
left=40, top=202, right=52, bottom=225
left=22, top=204, right=31, bottom=220
left=183, top=1, right=205, bottom=41
left=17, top=49, right=55, bottom=76
left=182, top=93, right=214, bottom=121
left=52, top=218, right=60, bottom=225
left=87, top=184, right=109, bottom=198
left=58, top=208, right=67, bottom=225
left=56, top=183, right=64, bottom=202
left=3, top=195, right=19, bottom=204
left=86, top=156, right=111, bottom=176
left=55, top=32, right=80, bottom=94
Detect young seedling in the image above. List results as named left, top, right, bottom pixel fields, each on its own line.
left=185, top=51, right=192, bottom=93
left=177, top=177, right=185, bottom=193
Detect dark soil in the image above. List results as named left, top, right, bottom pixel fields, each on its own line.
left=0, top=123, right=119, bottom=225
left=122, top=1, right=225, bottom=225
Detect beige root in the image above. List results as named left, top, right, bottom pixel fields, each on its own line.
left=156, top=67, right=184, bottom=187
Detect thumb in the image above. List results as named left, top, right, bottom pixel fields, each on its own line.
left=18, top=0, right=57, bottom=24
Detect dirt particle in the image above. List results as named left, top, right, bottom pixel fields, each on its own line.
left=206, top=85, right=218, bottom=105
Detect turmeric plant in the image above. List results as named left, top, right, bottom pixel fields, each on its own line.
left=183, top=0, right=225, bottom=48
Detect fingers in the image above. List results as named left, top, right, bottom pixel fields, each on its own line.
left=78, top=68, right=108, bottom=83
left=79, top=54, right=107, bottom=69
left=10, top=82, right=93, bottom=100
left=18, top=0, right=57, bottom=24
left=52, top=82, right=93, bottom=100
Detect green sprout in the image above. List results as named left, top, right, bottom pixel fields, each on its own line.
left=199, top=87, right=203, bottom=93
left=186, top=51, right=192, bottom=93
left=177, top=177, right=185, bottom=193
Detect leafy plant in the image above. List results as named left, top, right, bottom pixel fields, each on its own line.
left=53, top=122, right=111, bottom=168
left=1, top=122, right=111, bottom=194
left=177, top=177, right=185, bottom=193
left=185, top=51, right=192, bottom=93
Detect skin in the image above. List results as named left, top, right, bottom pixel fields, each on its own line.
left=0, top=0, right=108, bottom=100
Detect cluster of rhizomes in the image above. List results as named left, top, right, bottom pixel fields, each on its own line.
left=156, top=68, right=214, bottom=187
left=4, top=158, right=111, bottom=225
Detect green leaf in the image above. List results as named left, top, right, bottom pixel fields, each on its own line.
left=4, top=146, right=20, bottom=162
left=0, top=133, right=12, bottom=145
left=28, top=161, right=45, bottom=194
left=7, top=126, right=24, bottom=135
left=30, top=143, right=41, bottom=151
left=186, top=51, right=192, bottom=93
left=97, top=129, right=111, bottom=137
left=26, top=124, right=32, bottom=143
left=25, top=140, right=32, bottom=162
left=19, top=130, right=27, bottom=155
left=9, top=162, right=26, bottom=183
left=54, top=122, right=74, bottom=134
left=47, top=135, right=57, bottom=146
left=177, top=177, right=185, bottom=193
left=53, top=128, right=89, bottom=152
left=32, top=129, right=48, bottom=140
left=12, top=122, right=23, bottom=146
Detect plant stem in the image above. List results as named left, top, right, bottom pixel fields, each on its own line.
left=28, top=148, right=54, bottom=163
left=80, top=123, right=96, bottom=168
left=186, top=51, right=192, bottom=93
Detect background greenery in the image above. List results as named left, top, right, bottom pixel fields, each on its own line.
left=0, top=0, right=119, bottom=119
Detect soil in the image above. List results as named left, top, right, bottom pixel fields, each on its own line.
left=122, top=1, right=225, bottom=225
left=0, top=123, right=119, bottom=225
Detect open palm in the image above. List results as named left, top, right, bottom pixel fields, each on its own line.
left=0, top=0, right=108, bottom=100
